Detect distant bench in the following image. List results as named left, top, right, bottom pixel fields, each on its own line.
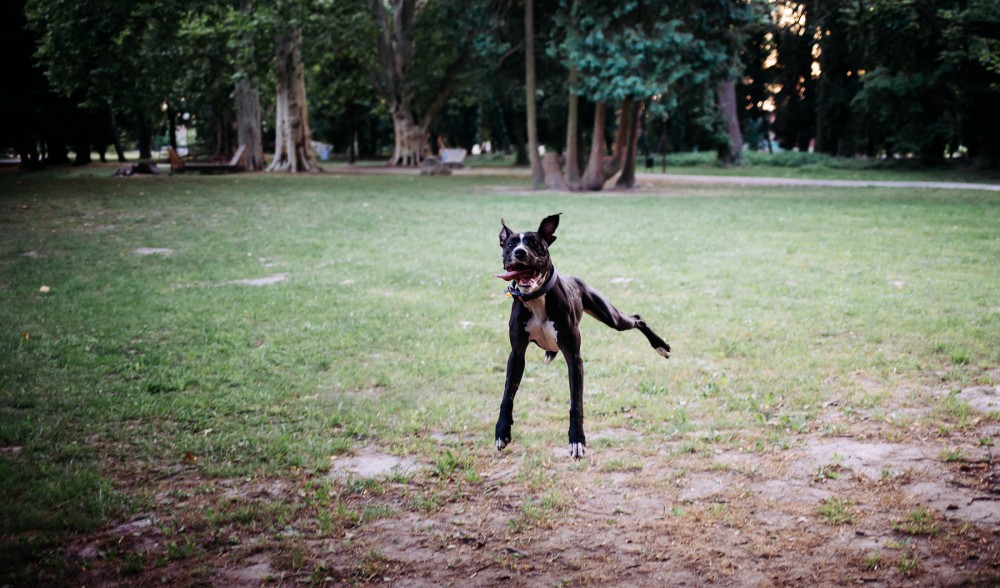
left=440, top=148, right=467, bottom=168
left=167, top=145, right=246, bottom=174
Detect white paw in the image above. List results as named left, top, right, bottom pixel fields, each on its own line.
left=568, top=442, right=586, bottom=459
left=496, top=438, right=508, bottom=451
left=656, top=346, right=671, bottom=359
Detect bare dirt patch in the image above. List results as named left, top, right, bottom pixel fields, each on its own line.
left=133, top=247, right=174, bottom=256
left=330, top=448, right=426, bottom=479
left=38, top=389, right=1000, bottom=587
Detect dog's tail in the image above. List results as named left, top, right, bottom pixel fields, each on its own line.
left=544, top=351, right=559, bottom=364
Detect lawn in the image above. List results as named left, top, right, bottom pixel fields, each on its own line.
left=1, top=167, right=998, bottom=584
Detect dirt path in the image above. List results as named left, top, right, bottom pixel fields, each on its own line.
left=335, top=163, right=1000, bottom=192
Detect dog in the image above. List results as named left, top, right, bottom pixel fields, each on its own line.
left=494, top=214, right=671, bottom=459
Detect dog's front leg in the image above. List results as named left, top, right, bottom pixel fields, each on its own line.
left=496, top=339, right=528, bottom=452
left=564, top=348, right=586, bottom=458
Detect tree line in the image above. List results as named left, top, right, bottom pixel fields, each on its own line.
left=3, top=0, right=999, bottom=187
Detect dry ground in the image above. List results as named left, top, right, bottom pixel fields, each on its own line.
left=58, top=379, right=999, bottom=586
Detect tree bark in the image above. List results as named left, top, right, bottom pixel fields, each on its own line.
left=716, top=79, right=744, bottom=165
left=564, top=67, right=581, bottom=190
left=615, top=102, right=642, bottom=189
left=602, top=98, right=635, bottom=178
left=581, top=101, right=607, bottom=191
left=235, top=77, right=265, bottom=171
left=389, top=109, right=427, bottom=166
left=167, top=105, right=178, bottom=151
left=135, top=113, right=153, bottom=160
left=267, top=27, right=320, bottom=173
left=524, top=0, right=544, bottom=189
left=107, top=102, right=126, bottom=162
left=542, top=152, right=568, bottom=190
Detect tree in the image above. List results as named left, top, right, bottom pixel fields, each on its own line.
left=176, top=2, right=267, bottom=168
left=524, top=0, right=545, bottom=188
left=694, top=1, right=762, bottom=165
left=552, top=0, right=726, bottom=190
left=268, top=23, right=321, bottom=172
left=27, top=0, right=187, bottom=161
left=366, top=0, right=506, bottom=166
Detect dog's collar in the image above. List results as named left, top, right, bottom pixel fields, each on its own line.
left=506, top=267, right=558, bottom=302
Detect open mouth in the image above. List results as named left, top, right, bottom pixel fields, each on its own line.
left=494, top=264, right=541, bottom=287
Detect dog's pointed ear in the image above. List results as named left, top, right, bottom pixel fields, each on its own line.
left=499, top=219, right=514, bottom=247
left=538, top=213, right=560, bottom=245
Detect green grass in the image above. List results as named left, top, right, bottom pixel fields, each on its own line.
left=1, top=168, right=998, bottom=579
left=817, top=497, right=856, bottom=525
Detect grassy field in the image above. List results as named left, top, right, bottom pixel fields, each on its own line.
left=1, top=166, right=998, bottom=584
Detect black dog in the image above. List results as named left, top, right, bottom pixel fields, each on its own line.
left=494, top=214, right=671, bottom=458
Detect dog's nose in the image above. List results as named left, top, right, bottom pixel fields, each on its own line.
left=514, top=248, right=526, bottom=260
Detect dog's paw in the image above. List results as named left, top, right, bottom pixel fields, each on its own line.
left=568, top=442, right=586, bottom=459
left=656, top=345, right=671, bottom=359
left=496, top=437, right=510, bottom=451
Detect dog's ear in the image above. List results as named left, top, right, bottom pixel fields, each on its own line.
left=499, top=219, right=515, bottom=247
left=538, top=213, right=560, bottom=245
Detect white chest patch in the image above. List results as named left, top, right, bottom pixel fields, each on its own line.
left=523, top=296, right=559, bottom=352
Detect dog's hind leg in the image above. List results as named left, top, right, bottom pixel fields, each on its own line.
left=578, top=278, right=671, bottom=359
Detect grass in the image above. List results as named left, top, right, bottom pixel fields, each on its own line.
left=817, top=497, right=856, bottom=525
left=1, top=166, right=999, bottom=581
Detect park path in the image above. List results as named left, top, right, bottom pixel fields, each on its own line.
left=633, top=171, right=1000, bottom=192
left=335, top=162, right=1000, bottom=191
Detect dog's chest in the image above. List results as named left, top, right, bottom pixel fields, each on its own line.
left=523, top=296, right=559, bottom=352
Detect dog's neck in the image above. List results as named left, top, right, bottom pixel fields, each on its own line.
left=507, top=265, right=557, bottom=302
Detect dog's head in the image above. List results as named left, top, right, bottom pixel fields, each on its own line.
left=496, top=214, right=559, bottom=290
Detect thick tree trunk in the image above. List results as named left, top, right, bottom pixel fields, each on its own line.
left=716, top=79, right=744, bottom=165
left=107, top=103, right=126, bottom=162
left=615, top=102, right=642, bottom=189
left=390, top=109, right=427, bottom=166
left=71, top=138, right=92, bottom=165
left=581, top=101, right=607, bottom=191
left=235, top=78, right=265, bottom=171
left=524, top=0, right=543, bottom=189
left=564, top=68, right=581, bottom=190
left=542, top=152, right=568, bottom=190
left=136, top=114, right=153, bottom=160
left=602, top=98, right=635, bottom=178
left=268, top=28, right=319, bottom=173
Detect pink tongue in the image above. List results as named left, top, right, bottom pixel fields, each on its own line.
left=495, top=269, right=528, bottom=281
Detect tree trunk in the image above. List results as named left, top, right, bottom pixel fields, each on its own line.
left=235, top=77, right=265, bottom=171
left=390, top=109, right=427, bottom=166
left=267, top=27, right=319, bottom=173
left=542, top=152, right=568, bottom=190
left=564, top=67, right=581, bottom=190
left=581, top=101, right=607, bottom=191
left=107, top=102, right=126, bottom=162
left=136, top=113, right=153, bottom=160
left=615, top=102, right=642, bottom=189
left=716, top=79, right=744, bottom=165
left=602, top=98, right=635, bottom=178
left=524, top=0, right=544, bottom=189
left=167, top=105, right=178, bottom=150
